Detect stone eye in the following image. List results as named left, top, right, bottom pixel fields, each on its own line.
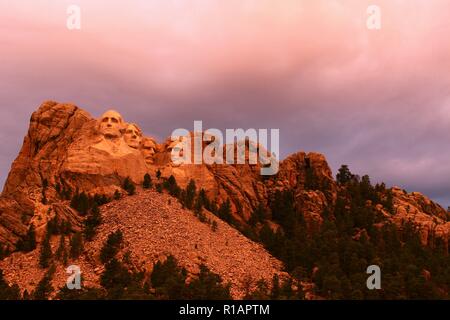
left=111, top=118, right=118, bottom=123
left=102, top=117, right=109, bottom=123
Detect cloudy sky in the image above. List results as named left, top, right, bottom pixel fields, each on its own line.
left=1, top=0, right=449, bottom=206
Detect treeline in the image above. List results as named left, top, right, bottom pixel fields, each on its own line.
left=248, top=165, right=449, bottom=299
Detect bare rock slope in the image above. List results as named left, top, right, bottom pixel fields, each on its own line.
left=0, top=189, right=287, bottom=299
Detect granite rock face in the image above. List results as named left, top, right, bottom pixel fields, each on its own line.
left=389, top=187, right=450, bottom=246
left=0, top=101, right=149, bottom=247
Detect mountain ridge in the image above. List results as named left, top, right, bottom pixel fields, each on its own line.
left=0, top=100, right=449, bottom=299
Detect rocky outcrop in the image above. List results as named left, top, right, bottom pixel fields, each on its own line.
left=266, top=152, right=338, bottom=228
left=389, top=187, right=450, bottom=246
left=0, top=101, right=150, bottom=248
left=153, top=146, right=339, bottom=225
left=0, top=102, right=89, bottom=247
left=151, top=133, right=269, bottom=222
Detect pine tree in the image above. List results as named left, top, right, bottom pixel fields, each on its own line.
left=69, top=232, right=83, bottom=259
left=185, top=179, right=196, bottom=209
left=249, top=203, right=267, bottom=226
left=84, top=203, right=102, bottom=241
left=245, top=279, right=270, bottom=300
left=194, top=193, right=207, bottom=221
left=33, top=266, right=55, bottom=300
left=210, top=200, right=218, bottom=215
left=77, top=191, right=89, bottom=215
left=269, top=190, right=296, bottom=235
left=186, top=264, right=231, bottom=299
left=198, top=189, right=211, bottom=211
left=100, top=230, right=123, bottom=264
left=0, top=269, right=21, bottom=300
left=384, top=189, right=394, bottom=214
left=336, top=165, right=353, bottom=185
left=16, top=224, right=37, bottom=253
left=59, top=220, right=72, bottom=236
left=22, top=290, right=31, bottom=300
left=46, top=215, right=61, bottom=235
left=164, top=175, right=180, bottom=197
left=304, top=166, right=318, bottom=190
left=56, top=285, right=105, bottom=300
left=151, top=255, right=187, bottom=299
left=218, top=199, right=232, bottom=223
left=270, top=274, right=281, bottom=299
left=93, top=193, right=109, bottom=206
left=39, top=228, right=53, bottom=268
left=55, top=235, right=67, bottom=265
left=100, top=258, right=132, bottom=298
left=259, top=223, right=277, bottom=252
left=280, top=277, right=295, bottom=299
left=156, top=169, right=161, bottom=180
left=143, top=173, right=152, bottom=189
left=114, top=190, right=121, bottom=200
left=195, top=201, right=207, bottom=223
left=123, top=177, right=136, bottom=195
left=71, top=191, right=90, bottom=215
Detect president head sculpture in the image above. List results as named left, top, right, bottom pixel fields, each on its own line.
left=141, top=137, right=157, bottom=165
left=98, top=110, right=125, bottom=139
left=124, top=123, right=142, bottom=149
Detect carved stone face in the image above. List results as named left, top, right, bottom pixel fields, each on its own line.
left=141, top=137, right=156, bottom=165
left=167, top=136, right=185, bottom=157
left=124, top=123, right=142, bottom=149
left=98, top=110, right=124, bottom=138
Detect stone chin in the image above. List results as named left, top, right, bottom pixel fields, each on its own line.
left=101, top=127, right=121, bottom=139
left=128, top=141, right=140, bottom=149
left=125, top=136, right=141, bottom=149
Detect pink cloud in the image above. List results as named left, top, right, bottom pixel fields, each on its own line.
left=1, top=0, right=450, bottom=205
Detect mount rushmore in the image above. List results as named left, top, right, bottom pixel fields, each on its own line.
left=0, top=101, right=282, bottom=248
left=0, top=100, right=449, bottom=254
